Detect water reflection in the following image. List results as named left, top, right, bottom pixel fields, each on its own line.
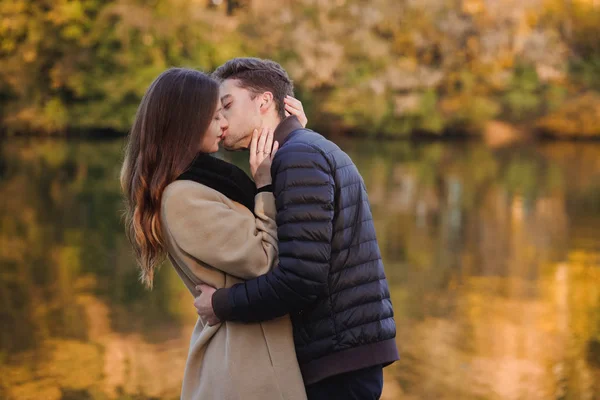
left=0, top=139, right=599, bottom=400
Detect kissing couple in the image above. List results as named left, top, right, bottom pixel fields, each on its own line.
left=121, top=57, right=399, bottom=400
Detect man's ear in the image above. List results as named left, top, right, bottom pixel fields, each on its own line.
left=259, top=92, right=274, bottom=113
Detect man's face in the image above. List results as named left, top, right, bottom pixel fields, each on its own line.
left=219, top=79, right=261, bottom=151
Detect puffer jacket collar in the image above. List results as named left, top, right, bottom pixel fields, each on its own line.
left=274, top=116, right=304, bottom=146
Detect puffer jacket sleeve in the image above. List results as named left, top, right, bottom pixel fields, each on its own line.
left=213, top=142, right=335, bottom=323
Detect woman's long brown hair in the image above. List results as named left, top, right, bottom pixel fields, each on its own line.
left=120, top=68, right=219, bottom=288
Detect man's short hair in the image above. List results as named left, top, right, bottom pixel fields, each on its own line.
left=213, top=57, right=294, bottom=120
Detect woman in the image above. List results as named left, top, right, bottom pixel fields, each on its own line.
left=120, top=67, right=308, bottom=400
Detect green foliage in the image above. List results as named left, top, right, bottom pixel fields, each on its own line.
left=503, top=63, right=542, bottom=121
left=571, top=56, right=600, bottom=91
left=545, top=83, right=568, bottom=112
left=0, top=0, right=242, bottom=133
left=0, top=0, right=600, bottom=136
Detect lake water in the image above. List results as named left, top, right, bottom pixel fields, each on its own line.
left=1, top=138, right=599, bottom=400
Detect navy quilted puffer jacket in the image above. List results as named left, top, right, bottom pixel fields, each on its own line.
left=213, top=117, right=399, bottom=385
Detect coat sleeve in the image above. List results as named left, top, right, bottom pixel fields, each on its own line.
left=162, top=182, right=278, bottom=280
left=212, top=142, right=335, bottom=323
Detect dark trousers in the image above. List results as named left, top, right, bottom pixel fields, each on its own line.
left=305, top=365, right=384, bottom=400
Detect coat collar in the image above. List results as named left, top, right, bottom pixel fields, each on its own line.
left=177, top=153, right=256, bottom=211
left=273, top=116, right=304, bottom=146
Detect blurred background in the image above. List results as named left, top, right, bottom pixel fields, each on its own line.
left=1, top=0, right=600, bottom=399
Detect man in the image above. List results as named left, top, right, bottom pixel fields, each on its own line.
left=196, top=57, right=399, bottom=399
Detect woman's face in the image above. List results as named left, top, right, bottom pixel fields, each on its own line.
left=199, top=106, right=228, bottom=153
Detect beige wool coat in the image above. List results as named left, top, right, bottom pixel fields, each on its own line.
left=160, top=180, right=307, bottom=400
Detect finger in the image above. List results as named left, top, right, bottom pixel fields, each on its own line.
left=285, top=100, right=304, bottom=116
left=285, top=110, right=291, bottom=117
left=265, top=126, right=274, bottom=155
left=249, top=128, right=259, bottom=158
left=196, top=283, right=212, bottom=292
left=285, top=103, right=301, bottom=117
left=270, top=141, right=280, bottom=160
left=285, top=104, right=307, bottom=127
left=257, top=127, right=268, bottom=156
left=285, top=96, right=303, bottom=110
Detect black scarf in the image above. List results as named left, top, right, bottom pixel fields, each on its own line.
left=177, top=153, right=256, bottom=211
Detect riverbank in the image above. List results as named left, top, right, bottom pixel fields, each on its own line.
left=3, top=120, right=600, bottom=145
